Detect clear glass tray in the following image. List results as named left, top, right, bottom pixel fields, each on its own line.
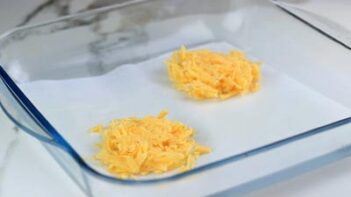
left=0, top=0, right=350, bottom=196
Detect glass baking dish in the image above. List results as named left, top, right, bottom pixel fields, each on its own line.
left=0, top=0, right=350, bottom=196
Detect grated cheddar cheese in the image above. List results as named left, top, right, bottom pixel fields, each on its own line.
left=91, top=111, right=210, bottom=178
left=167, top=46, right=261, bottom=100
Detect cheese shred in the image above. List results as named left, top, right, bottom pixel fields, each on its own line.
left=167, top=46, right=261, bottom=100
left=92, top=111, right=210, bottom=178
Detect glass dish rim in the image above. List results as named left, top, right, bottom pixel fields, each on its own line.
left=0, top=0, right=350, bottom=185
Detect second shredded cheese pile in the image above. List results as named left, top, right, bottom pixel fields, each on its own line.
left=167, top=46, right=261, bottom=100
left=91, top=111, right=210, bottom=178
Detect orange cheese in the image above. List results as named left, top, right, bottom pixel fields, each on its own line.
left=92, top=111, right=210, bottom=178
left=167, top=46, right=261, bottom=100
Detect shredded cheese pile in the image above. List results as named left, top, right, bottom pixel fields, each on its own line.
left=91, top=111, right=210, bottom=178
left=167, top=46, right=261, bottom=100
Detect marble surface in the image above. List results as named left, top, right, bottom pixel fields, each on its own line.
left=0, top=0, right=350, bottom=197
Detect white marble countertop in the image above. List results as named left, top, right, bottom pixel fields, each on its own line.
left=0, top=0, right=350, bottom=196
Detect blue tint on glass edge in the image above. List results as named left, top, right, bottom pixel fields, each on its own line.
left=0, top=65, right=350, bottom=185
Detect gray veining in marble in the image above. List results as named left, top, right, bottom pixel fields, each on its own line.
left=17, top=0, right=127, bottom=27
left=0, top=1, right=127, bottom=196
